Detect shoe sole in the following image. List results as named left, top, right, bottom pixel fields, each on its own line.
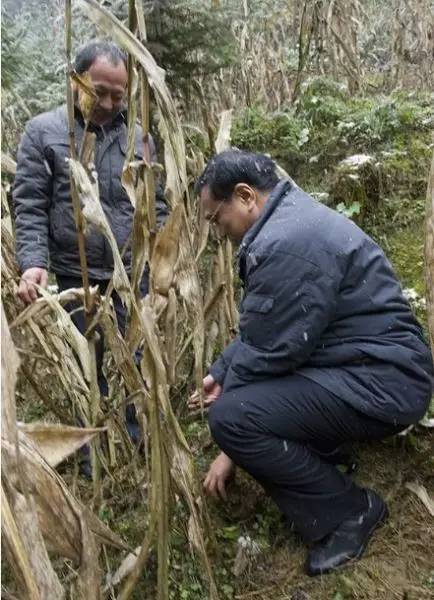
left=306, top=500, right=389, bottom=577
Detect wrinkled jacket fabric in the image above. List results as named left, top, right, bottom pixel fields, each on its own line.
left=210, top=179, right=433, bottom=425
left=13, top=105, right=167, bottom=279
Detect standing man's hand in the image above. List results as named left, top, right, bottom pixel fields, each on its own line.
left=204, top=452, right=235, bottom=500
left=188, top=374, right=223, bottom=410
left=18, top=267, right=48, bottom=304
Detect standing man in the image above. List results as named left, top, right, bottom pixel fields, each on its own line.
left=13, top=41, right=167, bottom=453
left=191, top=150, right=433, bottom=575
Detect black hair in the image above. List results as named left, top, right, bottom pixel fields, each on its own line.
left=195, top=149, right=280, bottom=201
left=74, top=40, right=127, bottom=74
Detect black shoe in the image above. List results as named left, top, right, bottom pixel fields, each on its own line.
left=306, top=489, right=388, bottom=576
left=79, top=456, right=93, bottom=480
left=126, top=420, right=142, bottom=447
left=125, top=404, right=142, bottom=447
left=77, top=438, right=95, bottom=480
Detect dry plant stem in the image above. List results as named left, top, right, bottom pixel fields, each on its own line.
left=126, top=0, right=139, bottom=166
left=116, top=348, right=169, bottom=600
left=65, top=0, right=92, bottom=321
left=120, top=8, right=169, bottom=600
left=1, top=587, right=21, bottom=600
left=217, top=242, right=230, bottom=347
left=152, top=380, right=170, bottom=600
left=79, top=120, right=98, bottom=165
left=84, top=232, right=132, bottom=341
left=117, top=514, right=157, bottom=600
left=125, top=0, right=151, bottom=483
left=175, top=281, right=225, bottom=368
left=292, top=0, right=315, bottom=102
left=88, top=336, right=102, bottom=507
left=424, top=150, right=434, bottom=355
left=164, top=287, right=177, bottom=385
left=66, top=0, right=102, bottom=506
left=80, top=130, right=97, bottom=172
left=2, top=306, right=65, bottom=599
left=139, top=60, right=157, bottom=255
left=63, top=3, right=216, bottom=595
left=134, top=0, right=147, bottom=42
left=1, top=485, right=41, bottom=600
left=224, top=238, right=238, bottom=330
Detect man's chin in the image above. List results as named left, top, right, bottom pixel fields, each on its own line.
left=91, top=114, right=114, bottom=126
left=227, top=234, right=241, bottom=244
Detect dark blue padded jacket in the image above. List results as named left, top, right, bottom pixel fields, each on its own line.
left=13, top=105, right=167, bottom=279
left=210, top=179, right=433, bottom=425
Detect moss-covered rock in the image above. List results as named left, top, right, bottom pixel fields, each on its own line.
left=330, top=154, right=381, bottom=221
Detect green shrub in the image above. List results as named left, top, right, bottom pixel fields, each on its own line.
left=232, top=86, right=433, bottom=197
left=231, top=107, right=309, bottom=175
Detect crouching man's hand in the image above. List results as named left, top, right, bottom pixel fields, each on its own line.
left=188, top=374, right=222, bottom=411
left=203, top=451, right=235, bottom=500
left=18, top=267, right=48, bottom=304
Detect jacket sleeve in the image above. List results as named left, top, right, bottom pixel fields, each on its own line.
left=148, top=133, right=169, bottom=229
left=223, top=250, right=340, bottom=393
left=13, top=121, right=52, bottom=272
left=209, top=336, right=242, bottom=384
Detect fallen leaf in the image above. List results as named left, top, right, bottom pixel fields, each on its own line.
left=406, top=482, right=434, bottom=517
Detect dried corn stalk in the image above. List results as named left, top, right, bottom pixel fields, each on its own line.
left=2, top=303, right=128, bottom=599
left=424, top=150, right=434, bottom=356
left=70, top=5, right=218, bottom=598
left=2, top=1, right=232, bottom=597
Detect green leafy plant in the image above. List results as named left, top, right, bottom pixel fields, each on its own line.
left=336, top=201, right=361, bottom=219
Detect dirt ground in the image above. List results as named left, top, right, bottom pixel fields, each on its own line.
left=209, top=427, right=434, bottom=600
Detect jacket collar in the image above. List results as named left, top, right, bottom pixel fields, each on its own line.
left=237, top=178, right=293, bottom=257
left=73, top=103, right=127, bottom=132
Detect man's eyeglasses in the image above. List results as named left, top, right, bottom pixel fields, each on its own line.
left=207, top=201, right=224, bottom=226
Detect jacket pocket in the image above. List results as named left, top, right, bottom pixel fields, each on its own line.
left=243, top=294, right=274, bottom=313
left=44, top=139, right=76, bottom=176
left=240, top=293, right=275, bottom=350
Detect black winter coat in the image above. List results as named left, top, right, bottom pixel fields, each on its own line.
left=210, top=179, right=433, bottom=425
left=13, top=106, right=167, bottom=279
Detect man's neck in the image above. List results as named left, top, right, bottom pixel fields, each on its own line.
left=256, top=190, right=272, bottom=214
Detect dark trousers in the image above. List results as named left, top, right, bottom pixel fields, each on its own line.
left=208, top=373, right=404, bottom=543
left=56, top=274, right=148, bottom=433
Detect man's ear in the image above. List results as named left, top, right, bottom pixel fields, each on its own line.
left=233, top=183, right=256, bottom=208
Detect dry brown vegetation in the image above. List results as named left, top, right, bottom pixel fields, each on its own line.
left=1, top=1, right=237, bottom=598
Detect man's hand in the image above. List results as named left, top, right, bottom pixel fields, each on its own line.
left=204, top=452, right=235, bottom=500
left=188, top=374, right=222, bottom=410
left=18, top=267, right=48, bottom=304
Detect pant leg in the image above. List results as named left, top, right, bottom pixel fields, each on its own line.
left=56, top=275, right=108, bottom=395
left=208, top=373, right=403, bottom=543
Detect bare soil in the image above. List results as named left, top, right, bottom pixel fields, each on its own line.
left=210, top=429, right=434, bottom=600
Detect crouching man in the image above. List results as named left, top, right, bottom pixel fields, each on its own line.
left=190, top=150, right=433, bottom=575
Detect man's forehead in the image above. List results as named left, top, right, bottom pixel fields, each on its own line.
left=201, top=186, right=222, bottom=209
left=88, top=56, right=127, bottom=86
left=200, top=185, right=212, bottom=203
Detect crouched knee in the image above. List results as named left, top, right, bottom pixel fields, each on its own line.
left=208, top=397, right=227, bottom=443
left=208, top=394, right=242, bottom=448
